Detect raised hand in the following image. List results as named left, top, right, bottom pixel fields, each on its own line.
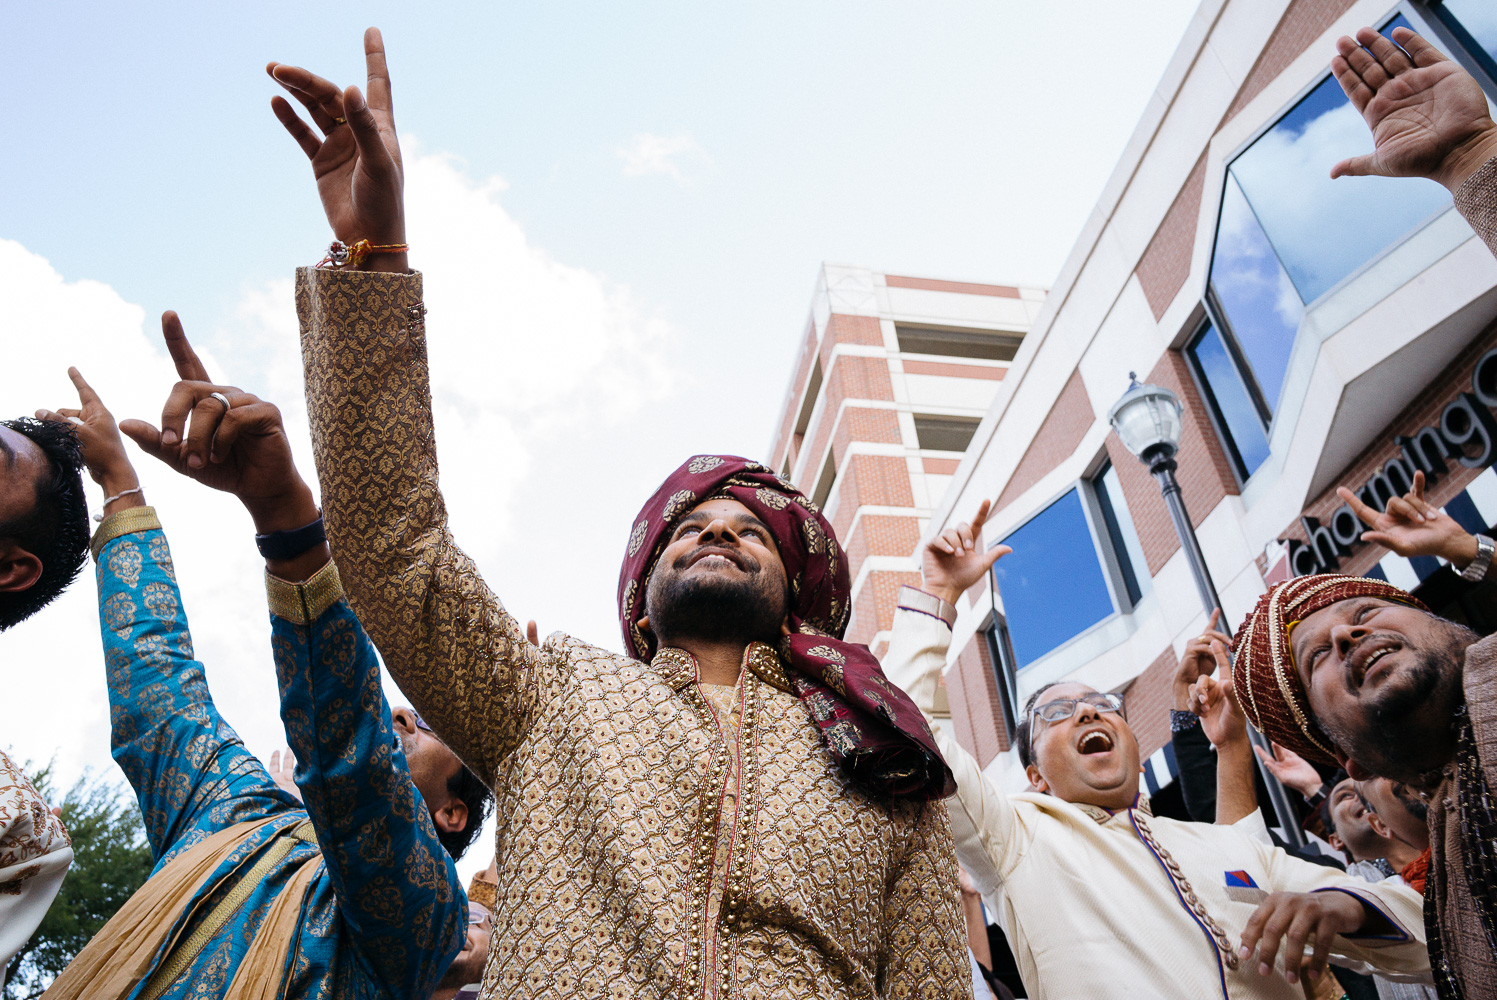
left=1330, top=26, right=1497, bottom=192
left=1337, top=469, right=1478, bottom=566
left=1173, top=609, right=1233, bottom=711
left=36, top=368, right=143, bottom=517
left=1252, top=742, right=1323, bottom=800
left=119, top=312, right=317, bottom=535
left=1189, top=647, right=1247, bottom=750
left=920, top=499, right=1012, bottom=606
left=268, top=747, right=303, bottom=803
left=267, top=28, right=406, bottom=271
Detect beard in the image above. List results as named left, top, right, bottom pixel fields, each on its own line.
left=645, top=558, right=787, bottom=647
left=1323, top=623, right=1471, bottom=781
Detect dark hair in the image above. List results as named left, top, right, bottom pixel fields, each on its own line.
left=0, top=418, right=89, bottom=631
left=1015, top=682, right=1069, bottom=770
left=436, top=763, right=493, bottom=860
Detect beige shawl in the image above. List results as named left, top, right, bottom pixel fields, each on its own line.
left=43, top=817, right=321, bottom=1000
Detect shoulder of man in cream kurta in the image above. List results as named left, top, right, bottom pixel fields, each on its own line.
left=881, top=595, right=1431, bottom=998
left=0, top=747, right=74, bottom=969
left=295, top=266, right=975, bottom=1000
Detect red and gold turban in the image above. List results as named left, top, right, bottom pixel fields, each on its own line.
left=616, top=455, right=953, bottom=801
left=1232, top=574, right=1427, bottom=766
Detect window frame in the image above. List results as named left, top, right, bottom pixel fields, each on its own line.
left=1088, top=459, right=1147, bottom=607
left=1183, top=319, right=1262, bottom=486
left=1418, top=1, right=1497, bottom=96
left=1192, top=2, right=1463, bottom=485
left=991, top=477, right=1143, bottom=670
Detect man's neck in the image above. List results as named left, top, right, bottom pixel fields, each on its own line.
left=1383, top=840, right=1426, bottom=871
left=668, top=637, right=751, bottom=686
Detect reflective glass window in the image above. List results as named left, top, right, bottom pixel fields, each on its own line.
left=1093, top=462, right=1150, bottom=605
left=1226, top=17, right=1450, bottom=305
left=1438, top=0, right=1497, bottom=70
left=993, top=489, right=1116, bottom=668
left=1209, top=174, right=1302, bottom=411
left=1188, top=323, right=1271, bottom=478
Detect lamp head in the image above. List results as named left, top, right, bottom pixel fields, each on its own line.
left=1108, top=372, right=1183, bottom=468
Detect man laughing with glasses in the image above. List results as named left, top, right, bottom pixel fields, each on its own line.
left=881, top=500, right=1434, bottom=1000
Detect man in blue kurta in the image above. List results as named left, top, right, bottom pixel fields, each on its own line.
left=38, top=329, right=487, bottom=999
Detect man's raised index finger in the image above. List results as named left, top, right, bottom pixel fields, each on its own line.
left=162, top=312, right=212, bottom=382
left=364, top=27, right=393, bottom=113
left=1336, top=485, right=1380, bottom=525
left=67, top=367, right=101, bottom=406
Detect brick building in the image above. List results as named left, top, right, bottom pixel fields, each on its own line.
left=766, top=264, right=1046, bottom=692
left=916, top=0, right=1497, bottom=821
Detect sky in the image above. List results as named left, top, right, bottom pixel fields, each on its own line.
left=0, top=1, right=1199, bottom=882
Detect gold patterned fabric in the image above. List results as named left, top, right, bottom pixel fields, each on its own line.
left=296, top=267, right=972, bottom=1000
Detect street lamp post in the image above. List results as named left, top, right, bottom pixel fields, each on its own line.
left=1108, top=373, right=1306, bottom=848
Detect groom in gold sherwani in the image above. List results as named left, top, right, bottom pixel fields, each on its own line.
left=266, top=29, right=971, bottom=1000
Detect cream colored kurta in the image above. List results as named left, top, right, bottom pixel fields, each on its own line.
left=883, top=605, right=1432, bottom=1000
left=0, top=748, right=72, bottom=968
left=295, top=266, right=972, bottom=1000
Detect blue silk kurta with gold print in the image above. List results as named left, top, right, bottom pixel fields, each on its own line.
left=93, top=508, right=466, bottom=999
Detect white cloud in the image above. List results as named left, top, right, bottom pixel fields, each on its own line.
left=616, top=132, right=710, bottom=181
left=0, top=141, right=680, bottom=882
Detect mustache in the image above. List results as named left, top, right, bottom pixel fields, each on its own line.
left=672, top=545, right=760, bottom=574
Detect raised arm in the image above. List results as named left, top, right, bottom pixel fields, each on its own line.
left=1329, top=25, right=1497, bottom=255
left=268, top=30, right=564, bottom=784
left=120, top=316, right=467, bottom=994
left=882, top=504, right=1027, bottom=893
left=268, top=565, right=466, bottom=996
left=37, top=367, right=292, bottom=858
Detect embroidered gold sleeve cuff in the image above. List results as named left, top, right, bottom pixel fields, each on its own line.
left=89, top=506, right=162, bottom=561
left=265, top=560, right=345, bottom=625
left=467, top=874, right=497, bottom=911
left=896, top=584, right=958, bottom=629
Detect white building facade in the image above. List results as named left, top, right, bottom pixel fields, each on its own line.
left=927, top=0, right=1497, bottom=793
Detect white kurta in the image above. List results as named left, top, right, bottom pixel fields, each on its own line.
left=884, top=604, right=1433, bottom=1000
left=0, top=748, right=72, bottom=968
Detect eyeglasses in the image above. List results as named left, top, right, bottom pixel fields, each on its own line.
left=1031, top=692, right=1125, bottom=723
left=412, top=711, right=435, bottom=734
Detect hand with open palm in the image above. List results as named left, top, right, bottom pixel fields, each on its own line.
left=268, top=28, right=407, bottom=271
left=1330, top=26, right=1497, bottom=192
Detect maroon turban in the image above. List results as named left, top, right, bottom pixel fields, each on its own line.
left=616, top=455, right=954, bottom=801
left=1232, top=573, right=1427, bottom=766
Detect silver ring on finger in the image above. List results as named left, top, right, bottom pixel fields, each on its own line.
left=209, top=391, right=232, bottom=414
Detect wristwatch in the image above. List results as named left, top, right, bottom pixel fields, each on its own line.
left=1460, top=533, right=1495, bottom=583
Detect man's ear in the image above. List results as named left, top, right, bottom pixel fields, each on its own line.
left=1327, top=831, right=1345, bottom=852
left=433, top=798, right=469, bottom=836
left=1365, top=809, right=1394, bottom=839
left=0, top=542, right=42, bottom=594
left=1025, top=763, right=1048, bottom=794
left=636, top=614, right=651, bottom=637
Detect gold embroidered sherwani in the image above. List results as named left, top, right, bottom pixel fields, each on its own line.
left=295, top=267, right=972, bottom=1000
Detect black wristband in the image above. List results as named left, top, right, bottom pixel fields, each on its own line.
left=255, top=515, right=327, bottom=561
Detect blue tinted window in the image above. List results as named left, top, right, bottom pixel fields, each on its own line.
left=1226, top=18, right=1450, bottom=304
left=993, top=490, right=1115, bottom=668
left=1188, top=323, right=1271, bottom=477
left=1093, top=463, right=1150, bottom=605
left=1440, top=1, right=1497, bottom=70
left=1209, top=174, right=1302, bottom=410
